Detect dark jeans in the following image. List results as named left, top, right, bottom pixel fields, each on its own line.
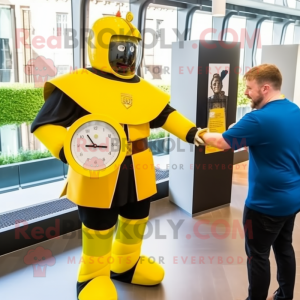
left=243, top=205, right=296, bottom=300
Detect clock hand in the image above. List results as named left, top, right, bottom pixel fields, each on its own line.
left=87, top=135, right=96, bottom=145
left=85, top=145, right=108, bottom=148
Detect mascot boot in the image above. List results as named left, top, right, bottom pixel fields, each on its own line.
left=110, top=216, right=164, bottom=285
left=77, top=224, right=117, bottom=300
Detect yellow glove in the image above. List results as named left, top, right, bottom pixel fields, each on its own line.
left=194, top=128, right=209, bottom=146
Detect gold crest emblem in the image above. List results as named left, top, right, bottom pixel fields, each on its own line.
left=89, top=170, right=101, bottom=178
left=121, top=93, right=133, bottom=109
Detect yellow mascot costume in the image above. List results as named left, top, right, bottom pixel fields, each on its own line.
left=31, top=11, right=206, bottom=300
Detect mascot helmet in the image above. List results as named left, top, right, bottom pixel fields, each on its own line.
left=88, top=12, right=142, bottom=80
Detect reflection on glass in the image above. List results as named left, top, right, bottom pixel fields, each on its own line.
left=144, top=4, right=177, bottom=86
left=191, top=11, right=213, bottom=41
left=256, top=21, right=274, bottom=66
left=56, top=13, right=68, bottom=37
left=144, top=4, right=177, bottom=161
left=0, top=1, right=73, bottom=159
left=226, top=16, right=246, bottom=74
left=284, top=23, right=295, bottom=44
left=0, top=7, right=13, bottom=83
left=287, top=0, right=296, bottom=8
left=0, top=38, right=12, bottom=82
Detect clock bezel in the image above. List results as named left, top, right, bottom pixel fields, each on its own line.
left=64, top=114, right=127, bottom=178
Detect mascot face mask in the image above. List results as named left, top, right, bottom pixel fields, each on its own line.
left=109, top=36, right=142, bottom=77
left=88, top=13, right=142, bottom=80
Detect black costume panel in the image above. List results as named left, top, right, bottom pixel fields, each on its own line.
left=78, top=198, right=151, bottom=230
left=149, top=105, right=175, bottom=128
left=87, top=67, right=141, bottom=83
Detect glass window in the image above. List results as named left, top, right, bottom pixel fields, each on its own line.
left=143, top=4, right=177, bottom=163
left=256, top=20, right=274, bottom=66
left=0, top=1, right=73, bottom=204
left=57, top=65, right=70, bottom=76
left=0, top=125, right=19, bottom=155
left=226, top=15, right=246, bottom=73
left=156, top=19, right=164, bottom=39
left=225, top=16, right=250, bottom=121
left=143, top=4, right=177, bottom=86
left=287, top=0, right=297, bottom=8
left=0, top=38, right=12, bottom=81
left=284, top=23, right=295, bottom=44
left=22, top=9, right=33, bottom=83
left=56, top=13, right=68, bottom=37
left=0, top=6, right=14, bottom=83
left=191, top=11, right=213, bottom=41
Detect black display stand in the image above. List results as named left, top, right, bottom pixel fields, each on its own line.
left=169, top=40, right=240, bottom=215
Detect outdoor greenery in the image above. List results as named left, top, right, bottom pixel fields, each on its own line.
left=237, top=76, right=250, bottom=106
left=149, top=130, right=170, bottom=140
left=0, top=149, right=52, bottom=166
left=156, top=85, right=171, bottom=95
left=149, top=85, right=171, bottom=141
left=0, top=83, right=44, bottom=126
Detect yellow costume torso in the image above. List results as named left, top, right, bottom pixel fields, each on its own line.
left=44, top=69, right=170, bottom=208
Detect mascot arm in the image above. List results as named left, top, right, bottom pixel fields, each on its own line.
left=150, top=104, right=199, bottom=143
left=31, top=87, right=89, bottom=161
left=162, top=110, right=197, bottom=143
left=150, top=104, right=197, bottom=144
left=34, top=124, right=67, bottom=159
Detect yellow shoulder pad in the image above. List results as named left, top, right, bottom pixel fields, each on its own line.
left=44, top=69, right=170, bottom=125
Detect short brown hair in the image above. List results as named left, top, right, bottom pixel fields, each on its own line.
left=211, top=73, right=221, bottom=85
left=244, top=64, right=282, bottom=90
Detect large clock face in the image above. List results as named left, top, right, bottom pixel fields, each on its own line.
left=71, top=121, right=121, bottom=171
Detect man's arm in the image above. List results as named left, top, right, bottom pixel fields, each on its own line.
left=200, top=113, right=262, bottom=151
left=200, top=132, right=231, bottom=150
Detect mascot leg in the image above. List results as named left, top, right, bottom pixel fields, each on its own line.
left=111, top=215, right=165, bottom=285
left=77, top=224, right=117, bottom=300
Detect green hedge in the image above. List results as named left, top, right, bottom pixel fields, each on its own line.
left=0, top=149, right=52, bottom=166
left=149, top=130, right=170, bottom=140
left=0, top=83, right=44, bottom=126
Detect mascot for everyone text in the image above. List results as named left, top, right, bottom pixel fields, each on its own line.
left=31, top=11, right=206, bottom=300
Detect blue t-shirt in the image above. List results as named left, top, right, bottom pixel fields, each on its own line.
left=223, top=99, right=300, bottom=216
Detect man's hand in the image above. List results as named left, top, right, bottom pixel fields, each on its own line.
left=194, top=128, right=209, bottom=146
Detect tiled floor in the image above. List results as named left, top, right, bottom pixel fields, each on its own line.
left=1, top=161, right=300, bottom=300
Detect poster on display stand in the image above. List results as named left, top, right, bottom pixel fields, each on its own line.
left=205, top=63, right=229, bottom=154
